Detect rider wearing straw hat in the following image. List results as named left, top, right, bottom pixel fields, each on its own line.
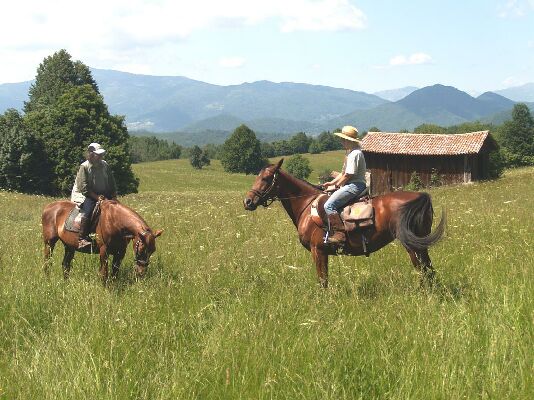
left=71, top=142, right=117, bottom=248
left=323, top=126, right=367, bottom=247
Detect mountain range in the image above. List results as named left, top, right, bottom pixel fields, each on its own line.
left=1, top=69, right=533, bottom=145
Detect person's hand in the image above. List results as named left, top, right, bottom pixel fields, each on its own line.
left=325, top=184, right=338, bottom=192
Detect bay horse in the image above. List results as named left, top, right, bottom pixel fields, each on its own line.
left=244, top=159, right=445, bottom=288
left=42, top=199, right=163, bottom=282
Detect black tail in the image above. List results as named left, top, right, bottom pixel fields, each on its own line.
left=396, top=193, right=446, bottom=251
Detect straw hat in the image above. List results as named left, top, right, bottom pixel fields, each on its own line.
left=334, top=126, right=360, bottom=142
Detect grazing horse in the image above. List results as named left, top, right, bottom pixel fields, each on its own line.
left=244, top=159, right=445, bottom=288
left=42, top=199, right=163, bottom=282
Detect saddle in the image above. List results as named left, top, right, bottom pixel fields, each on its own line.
left=310, top=189, right=374, bottom=233
left=63, top=201, right=102, bottom=233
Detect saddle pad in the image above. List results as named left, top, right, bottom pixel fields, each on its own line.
left=343, top=201, right=374, bottom=222
left=64, top=206, right=82, bottom=233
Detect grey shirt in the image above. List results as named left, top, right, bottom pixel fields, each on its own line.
left=70, top=160, right=117, bottom=204
left=342, top=149, right=367, bottom=185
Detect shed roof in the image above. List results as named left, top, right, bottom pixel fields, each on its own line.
left=361, top=131, right=495, bottom=156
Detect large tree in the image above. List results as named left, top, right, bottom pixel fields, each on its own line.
left=26, top=84, right=138, bottom=194
left=288, top=132, right=312, bottom=154
left=24, top=49, right=98, bottom=113
left=220, top=125, right=266, bottom=174
left=21, top=50, right=138, bottom=195
left=499, top=103, right=534, bottom=166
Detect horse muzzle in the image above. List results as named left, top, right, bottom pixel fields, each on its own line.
left=243, top=196, right=258, bottom=211
left=135, top=263, right=147, bottom=277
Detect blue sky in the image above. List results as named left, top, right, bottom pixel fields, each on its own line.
left=0, top=0, right=533, bottom=94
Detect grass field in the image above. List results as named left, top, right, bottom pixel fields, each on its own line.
left=0, top=153, right=532, bottom=399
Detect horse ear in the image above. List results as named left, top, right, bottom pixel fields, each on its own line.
left=154, top=229, right=163, bottom=238
left=275, top=158, right=284, bottom=170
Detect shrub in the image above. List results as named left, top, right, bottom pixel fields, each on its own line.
left=190, top=146, right=210, bottom=169
left=284, top=154, right=312, bottom=180
left=405, top=171, right=423, bottom=191
left=221, top=125, right=267, bottom=174
left=429, top=168, right=442, bottom=187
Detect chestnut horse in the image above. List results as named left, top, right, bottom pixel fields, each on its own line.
left=42, top=199, right=162, bottom=281
left=244, top=159, right=445, bottom=288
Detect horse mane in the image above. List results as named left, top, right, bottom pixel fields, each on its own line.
left=102, top=200, right=151, bottom=232
left=276, top=168, right=322, bottom=193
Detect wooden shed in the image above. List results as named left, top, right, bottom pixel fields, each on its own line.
left=361, top=131, right=498, bottom=195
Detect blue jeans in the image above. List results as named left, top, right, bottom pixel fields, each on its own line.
left=80, top=197, right=96, bottom=218
left=324, top=182, right=366, bottom=215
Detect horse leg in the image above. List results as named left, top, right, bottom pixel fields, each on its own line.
left=99, top=246, right=109, bottom=284
left=417, top=249, right=435, bottom=285
left=62, top=244, right=75, bottom=280
left=405, top=247, right=434, bottom=287
left=111, top=246, right=126, bottom=280
left=311, top=246, right=329, bottom=288
left=43, top=237, right=58, bottom=276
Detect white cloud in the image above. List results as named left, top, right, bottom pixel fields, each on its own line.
left=219, top=57, right=246, bottom=68
left=389, top=53, right=433, bottom=66
left=498, top=0, right=534, bottom=18
left=0, top=0, right=366, bottom=82
left=278, top=0, right=366, bottom=32
left=0, top=0, right=366, bottom=49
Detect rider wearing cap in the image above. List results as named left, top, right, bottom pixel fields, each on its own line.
left=71, top=143, right=117, bottom=248
left=323, top=126, right=367, bottom=247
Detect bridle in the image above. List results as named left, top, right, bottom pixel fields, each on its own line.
left=249, top=172, right=279, bottom=207
left=134, top=230, right=152, bottom=266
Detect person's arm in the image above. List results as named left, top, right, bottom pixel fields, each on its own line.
left=76, top=165, right=91, bottom=198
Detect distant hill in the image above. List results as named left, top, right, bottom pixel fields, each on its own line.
left=373, top=86, right=418, bottom=102
left=182, top=114, right=322, bottom=135
left=0, top=81, right=31, bottom=111
left=324, top=85, right=518, bottom=132
left=91, top=70, right=388, bottom=132
left=0, top=69, right=388, bottom=132
left=494, top=83, right=534, bottom=102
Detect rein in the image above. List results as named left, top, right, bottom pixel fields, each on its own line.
left=251, top=172, right=321, bottom=207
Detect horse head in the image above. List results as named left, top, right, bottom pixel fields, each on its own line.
left=244, top=158, right=283, bottom=211
left=130, top=229, right=163, bottom=277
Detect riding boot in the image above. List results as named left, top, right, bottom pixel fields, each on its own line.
left=327, top=213, right=346, bottom=247
left=78, top=217, right=92, bottom=249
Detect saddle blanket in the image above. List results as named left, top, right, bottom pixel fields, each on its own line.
left=64, top=206, right=83, bottom=233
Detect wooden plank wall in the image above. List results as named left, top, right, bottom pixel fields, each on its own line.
left=364, top=153, right=485, bottom=194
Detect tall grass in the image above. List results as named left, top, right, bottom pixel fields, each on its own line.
left=0, top=156, right=532, bottom=399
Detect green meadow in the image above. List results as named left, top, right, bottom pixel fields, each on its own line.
left=0, top=152, right=532, bottom=399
